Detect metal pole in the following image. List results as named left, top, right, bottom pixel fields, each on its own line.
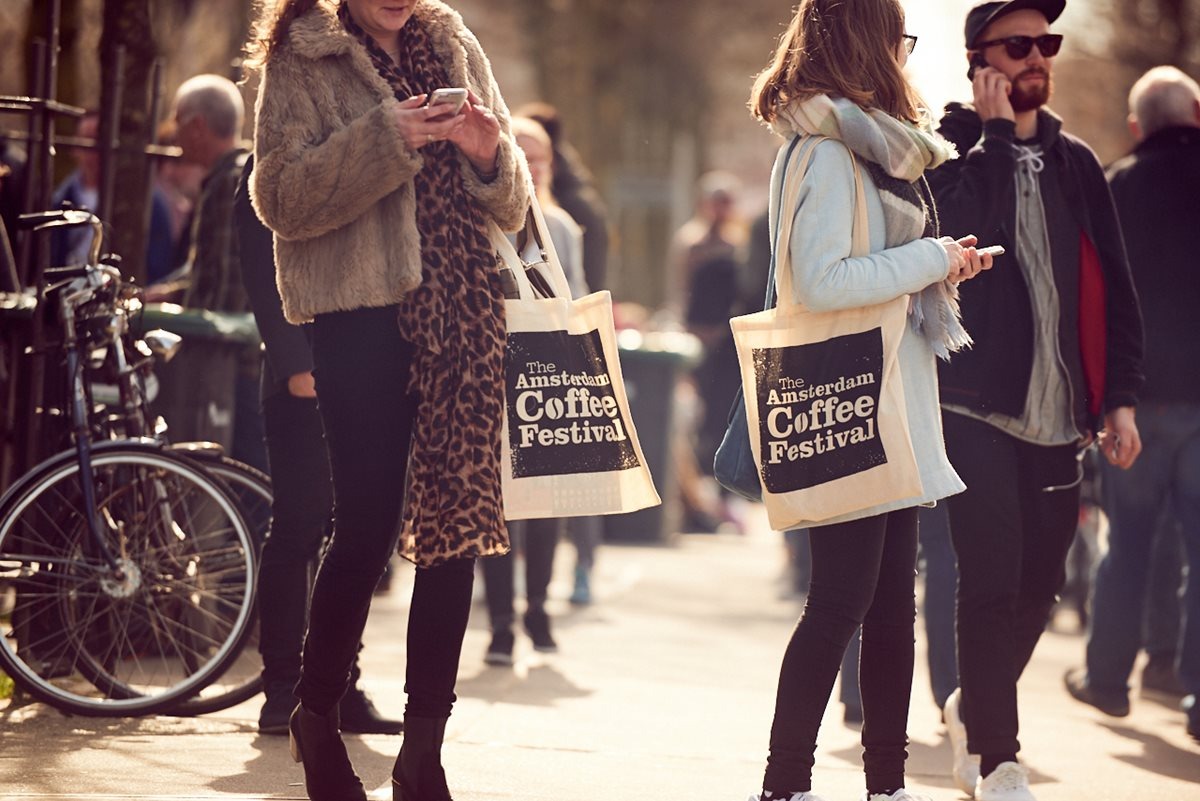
left=23, top=0, right=63, bottom=470
left=16, top=40, right=46, bottom=289
left=97, top=45, right=124, bottom=227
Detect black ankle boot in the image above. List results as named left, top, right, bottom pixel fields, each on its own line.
left=288, top=703, right=368, bottom=801
left=391, top=716, right=452, bottom=801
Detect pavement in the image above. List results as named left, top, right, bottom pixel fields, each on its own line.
left=2, top=503, right=1198, bottom=801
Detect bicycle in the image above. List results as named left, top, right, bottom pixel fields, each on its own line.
left=0, top=209, right=258, bottom=716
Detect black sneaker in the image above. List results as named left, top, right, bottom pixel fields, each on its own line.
left=485, top=629, right=515, bottom=666
left=339, top=686, right=403, bottom=735
left=524, top=609, right=558, bottom=653
left=258, top=681, right=298, bottom=735
left=1064, top=667, right=1130, bottom=717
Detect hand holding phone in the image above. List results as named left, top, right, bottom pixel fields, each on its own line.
left=426, top=87, right=468, bottom=120
left=967, top=52, right=989, bottom=81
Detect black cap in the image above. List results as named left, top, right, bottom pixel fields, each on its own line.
left=965, top=0, right=1066, bottom=48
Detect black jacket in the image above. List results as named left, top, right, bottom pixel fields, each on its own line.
left=927, top=103, right=1144, bottom=433
left=234, top=155, right=313, bottom=402
left=1106, top=126, right=1200, bottom=404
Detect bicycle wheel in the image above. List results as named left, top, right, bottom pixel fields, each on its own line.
left=168, top=454, right=271, bottom=716
left=0, top=444, right=257, bottom=716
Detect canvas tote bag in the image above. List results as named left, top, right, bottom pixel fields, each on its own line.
left=729, top=136, right=922, bottom=530
left=490, top=196, right=660, bottom=520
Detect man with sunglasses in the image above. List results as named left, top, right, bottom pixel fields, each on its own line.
left=926, top=2, right=1145, bottom=800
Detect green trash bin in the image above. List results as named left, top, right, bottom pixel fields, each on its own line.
left=139, top=303, right=260, bottom=452
left=603, top=329, right=701, bottom=543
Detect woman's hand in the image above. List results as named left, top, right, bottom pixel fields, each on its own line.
left=942, top=234, right=993, bottom=284
left=445, top=90, right=501, bottom=175
left=392, top=94, right=466, bottom=151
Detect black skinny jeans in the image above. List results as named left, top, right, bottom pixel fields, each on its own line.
left=765, top=507, right=919, bottom=796
left=942, top=413, right=1081, bottom=756
left=296, top=305, right=475, bottom=720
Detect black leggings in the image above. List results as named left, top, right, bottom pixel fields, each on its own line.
left=296, top=305, right=475, bottom=720
left=765, top=507, right=919, bottom=796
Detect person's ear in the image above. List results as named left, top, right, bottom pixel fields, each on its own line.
left=1127, top=114, right=1142, bottom=143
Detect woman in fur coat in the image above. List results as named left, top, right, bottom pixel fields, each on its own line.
left=246, top=1, right=529, bottom=799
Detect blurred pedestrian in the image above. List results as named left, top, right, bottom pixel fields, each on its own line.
left=157, top=74, right=267, bottom=471
left=516, top=101, right=610, bottom=294
left=481, top=116, right=572, bottom=665
left=1063, top=65, right=1200, bottom=744
left=235, top=153, right=403, bottom=737
left=927, top=2, right=1145, bottom=798
left=744, top=1, right=986, bottom=799
left=247, top=1, right=529, bottom=800
left=670, top=171, right=747, bottom=534
left=50, top=112, right=173, bottom=281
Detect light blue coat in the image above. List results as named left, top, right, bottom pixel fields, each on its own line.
left=768, top=136, right=966, bottom=524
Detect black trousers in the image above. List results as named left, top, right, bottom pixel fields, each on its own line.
left=765, top=507, right=919, bottom=795
left=942, top=413, right=1081, bottom=756
left=482, top=518, right=563, bottom=629
left=296, top=305, right=475, bottom=719
left=257, top=390, right=333, bottom=687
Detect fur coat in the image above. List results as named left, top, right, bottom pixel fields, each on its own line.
left=250, top=0, right=530, bottom=323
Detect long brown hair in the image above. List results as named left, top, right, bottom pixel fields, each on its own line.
left=750, top=0, right=921, bottom=124
left=243, top=0, right=321, bottom=72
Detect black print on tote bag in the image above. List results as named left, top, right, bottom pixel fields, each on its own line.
left=506, top=329, right=640, bottom=478
left=754, top=328, right=887, bottom=493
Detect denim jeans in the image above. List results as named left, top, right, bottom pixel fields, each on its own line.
left=1086, top=402, right=1200, bottom=696
left=766, top=508, right=919, bottom=796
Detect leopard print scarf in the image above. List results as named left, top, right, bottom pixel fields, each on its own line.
left=342, top=3, right=509, bottom=567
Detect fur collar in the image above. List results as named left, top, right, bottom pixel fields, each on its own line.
left=287, top=0, right=470, bottom=88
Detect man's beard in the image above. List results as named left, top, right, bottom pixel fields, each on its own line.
left=1010, top=69, right=1052, bottom=112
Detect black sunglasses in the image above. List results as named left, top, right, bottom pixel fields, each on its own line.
left=902, top=34, right=918, bottom=55
left=974, top=33, right=1063, bottom=60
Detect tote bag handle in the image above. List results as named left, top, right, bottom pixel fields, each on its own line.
left=770, top=137, right=870, bottom=314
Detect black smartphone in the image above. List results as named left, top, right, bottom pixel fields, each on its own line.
left=967, top=52, right=989, bottom=81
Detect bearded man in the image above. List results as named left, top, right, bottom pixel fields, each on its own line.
left=924, top=2, right=1146, bottom=800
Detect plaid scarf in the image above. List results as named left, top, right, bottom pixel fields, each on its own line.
left=776, top=95, right=970, bottom=359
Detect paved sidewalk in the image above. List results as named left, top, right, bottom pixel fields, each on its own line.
left=2, top=508, right=1198, bottom=800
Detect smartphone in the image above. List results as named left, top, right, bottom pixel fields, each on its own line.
left=967, top=52, right=989, bottom=81
left=427, top=87, right=468, bottom=117
left=977, top=245, right=1005, bottom=257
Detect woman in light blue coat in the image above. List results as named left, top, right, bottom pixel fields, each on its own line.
left=742, top=1, right=993, bottom=800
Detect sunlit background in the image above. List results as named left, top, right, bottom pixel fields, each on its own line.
left=0, top=0, right=1194, bottom=305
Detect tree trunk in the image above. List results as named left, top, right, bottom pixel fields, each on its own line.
left=99, top=0, right=156, bottom=284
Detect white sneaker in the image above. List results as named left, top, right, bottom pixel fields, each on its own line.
left=747, top=793, right=828, bottom=801
left=943, top=688, right=981, bottom=794
left=975, top=762, right=1036, bottom=801
left=862, top=790, right=933, bottom=801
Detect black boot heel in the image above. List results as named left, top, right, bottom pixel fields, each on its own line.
left=289, top=703, right=369, bottom=801
left=391, top=716, right=453, bottom=801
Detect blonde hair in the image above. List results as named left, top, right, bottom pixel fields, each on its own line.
left=511, top=117, right=558, bottom=208
left=243, top=0, right=321, bottom=72
left=749, top=0, right=921, bottom=124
